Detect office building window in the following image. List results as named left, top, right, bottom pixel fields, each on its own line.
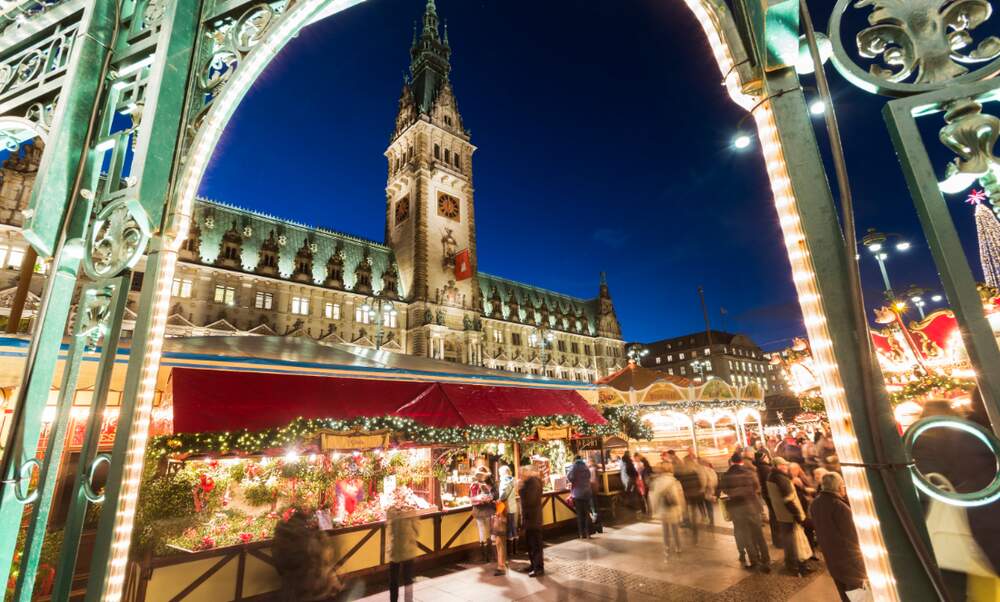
left=291, top=296, right=309, bottom=315
left=325, top=302, right=340, bottom=319
left=214, top=284, right=236, bottom=305
left=383, top=308, right=397, bottom=328
left=171, top=278, right=193, bottom=298
left=255, top=291, right=273, bottom=310
left=511, top=333, right=522, bottom=346
left=493, top=329, right=503, bottom=344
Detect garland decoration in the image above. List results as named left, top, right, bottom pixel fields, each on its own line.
left=149, top=412, right=646, bottom=458
left=887, top=374, right=975, bottom=406
left=798, top=395, right=826, bottom=413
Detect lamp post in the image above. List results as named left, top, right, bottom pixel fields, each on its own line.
left=690, top=358, right=712, bottom=383
left=901, top=285, right=946, bottom=320
left=860, top=228, right=911, bottom=298
left=529, top=327, right=555, bottom=374
left=626, top=344, right=649, bottom=365
left=360, top=296, right=397, bottom=350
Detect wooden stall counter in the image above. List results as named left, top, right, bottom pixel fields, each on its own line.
left=127, top=491, right=574, bottom=602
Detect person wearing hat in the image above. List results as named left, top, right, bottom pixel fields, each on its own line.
left=470, top=466, right=497, bottom=564
left=766, top=457, right=812, bottom=576
left=721, top=452, right=771, bottom=572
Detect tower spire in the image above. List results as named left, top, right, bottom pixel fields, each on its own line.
left=408, top=0, right=452, bottom=115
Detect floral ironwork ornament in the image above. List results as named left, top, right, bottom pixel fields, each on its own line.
left=830, top=0, right=1000, bottom=95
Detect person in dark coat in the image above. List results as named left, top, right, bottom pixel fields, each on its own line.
left=567, top=456, right=594, bottom=539
left=720, top=452, right=771, bottom=572
left=754, top=451, right=782, bottom=547
left=519, top=465, right=545, bottom=577
left=810, top=472, right=867, bottom=601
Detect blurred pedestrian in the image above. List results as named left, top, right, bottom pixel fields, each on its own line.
left=519, top=465, right=545, bottom=577
left=470, top=466, right=497, bottom=563
left=697, top=455, right=718, bottom=528
left=497, top=465, right=518, bottom=574
left=649, top=463, right=685, bottom=559
left=721, top=452, right=771, bottom=573
left=587, top=457, right=604, bottom=534
left=567, top=455, right=593, bottom=539
left=766, top=458, right=812, bottom=576
left=620, top=452, right=640, bottom=512
left=677, top=454, right=707, bottom=543
left=810, top=472, right=867, bottom=601
left=635, top=452, right=653, bottom=515
left=754, top=451, right=781, bottom=547
left=386, top=504, right=421, bottom=602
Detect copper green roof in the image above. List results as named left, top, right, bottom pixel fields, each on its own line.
left=478, top=273, right=598, bottom=336
left=192, top=198, right=402, bottom=297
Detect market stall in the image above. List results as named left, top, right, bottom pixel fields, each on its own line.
left=127, top=362, right=625, bottom=602
left=0, top=335, right=621, bottom=601
left=596, top=363, right=765, bottom=469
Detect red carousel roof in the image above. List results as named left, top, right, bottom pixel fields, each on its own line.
left=596, top=362, right=691, bottom=391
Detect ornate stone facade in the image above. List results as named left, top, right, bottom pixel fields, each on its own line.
left=0, top=0, right=625, bottom=381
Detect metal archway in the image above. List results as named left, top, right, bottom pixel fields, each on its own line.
left=0, top=2, right=366, bottom=600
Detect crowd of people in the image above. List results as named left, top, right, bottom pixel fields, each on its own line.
left=621, top=430, right=870, bottom=602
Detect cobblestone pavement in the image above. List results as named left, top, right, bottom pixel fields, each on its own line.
left=342, top=519, right=841, bottom=602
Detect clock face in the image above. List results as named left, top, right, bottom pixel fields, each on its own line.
left=395, top=196, right=409, bottom=225
left=437, top=192, right=460, bottom=221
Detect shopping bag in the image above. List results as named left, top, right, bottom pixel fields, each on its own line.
left=925, top=473, right=996, bottom=578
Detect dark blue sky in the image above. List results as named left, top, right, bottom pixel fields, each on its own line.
left=200, top=0, right=982, bottom=350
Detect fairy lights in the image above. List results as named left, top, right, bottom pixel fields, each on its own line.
left=683, top=0, right=898, bottom=597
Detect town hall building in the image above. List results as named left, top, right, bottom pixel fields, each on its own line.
left=0, top=0, right=626, bottom=382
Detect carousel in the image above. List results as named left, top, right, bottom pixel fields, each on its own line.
left=596, top=363, right=765, bottom=469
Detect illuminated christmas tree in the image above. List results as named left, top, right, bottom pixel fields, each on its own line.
left=968, top=189, right=1000, bottom=287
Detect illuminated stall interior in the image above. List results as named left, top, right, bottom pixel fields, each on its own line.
left=597, top=363, right=764, bottom=468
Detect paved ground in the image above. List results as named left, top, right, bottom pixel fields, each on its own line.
left=341, top=520, right=841, bottom=602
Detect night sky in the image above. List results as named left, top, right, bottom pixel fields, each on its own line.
left=200, top=0, right=982, bottom=350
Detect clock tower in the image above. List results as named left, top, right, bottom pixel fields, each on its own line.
left=385, top=0, right=480, bottom=359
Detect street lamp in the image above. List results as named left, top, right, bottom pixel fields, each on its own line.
left=360, top=296, right=397, bottom=350
left=733, top=89, right=825, bottom=150
left=860, top=228, right=911, bottom=298
left=529, top=327, right=555, bottom=373
left=627, top=344, right=649, bottom=364
left=902, top=285, right=946, bottom=319
left=690, top=358, right=712, bottom=383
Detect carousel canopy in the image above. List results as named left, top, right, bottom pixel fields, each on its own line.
left=597, top=362, right=692, bottom=390
left=596, top=362, right=765, bottom=405
left=170, top=367, right=606, bottom=434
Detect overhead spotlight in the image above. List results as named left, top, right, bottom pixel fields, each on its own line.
left=809, top=100, right=826, bottom=115
left=733, top=134, right=752, bottom=150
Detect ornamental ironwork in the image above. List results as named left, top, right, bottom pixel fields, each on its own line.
left=830, top=0, right=1000, bottom=95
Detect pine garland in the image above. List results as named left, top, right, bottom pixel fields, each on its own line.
left=150, top=410, right=651, bottom=458
left=887, top=374, right=974, bottom=406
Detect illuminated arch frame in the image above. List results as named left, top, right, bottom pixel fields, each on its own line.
left=103, top=1, right=368, bottom=597
left=681, top=0, right=898, bottom=598
left=105, top=0, right=896, bottom=597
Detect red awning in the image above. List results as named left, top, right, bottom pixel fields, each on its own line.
left=169, top=368, right=605, bottom=434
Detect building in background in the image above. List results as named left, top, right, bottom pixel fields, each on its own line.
left=0, top=1, right=625, bottom=382
left=631, top=330, right=768, bottom=391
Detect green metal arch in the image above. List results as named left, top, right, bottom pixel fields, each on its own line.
left=166, top=0, right=368, bottom=247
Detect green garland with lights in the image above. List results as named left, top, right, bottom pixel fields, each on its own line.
left=149, top=410, right=652, bottom=459
left=798, top=395, right=826, bottom=413
left=888, top=374, right=975, bottom=406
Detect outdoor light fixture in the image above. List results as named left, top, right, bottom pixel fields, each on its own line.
left=896, top=241, right=911, bottom=251
left=932, top=295, right=943, bottom=302
left=795, top=32, right=833, bottom=74
left=910, top=296, right=922, bottom=303
left=733, top=133, right=752, bottom=149
left=867, top=243, right=882, bottom=253
left=809, top=100, right=826, bottom=115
